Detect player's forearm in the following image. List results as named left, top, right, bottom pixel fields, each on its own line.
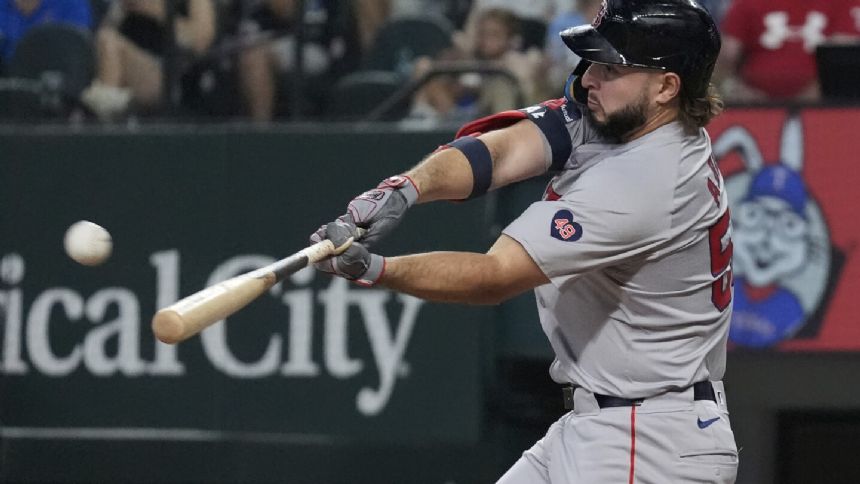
left=405, top=149, right=475, bottom=203
left=406, top=120, right=548, bottom=203
left=378, top=252, right=515, bottom=305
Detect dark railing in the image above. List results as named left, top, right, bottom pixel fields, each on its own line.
left=365, top=60, right=526, bottom=122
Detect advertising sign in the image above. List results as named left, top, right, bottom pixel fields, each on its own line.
left=0, top=130, right=493, bottom=482
left=710, top=109, right=860, bottom=350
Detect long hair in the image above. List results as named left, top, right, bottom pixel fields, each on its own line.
left=678, top=83, right=724, bottom=129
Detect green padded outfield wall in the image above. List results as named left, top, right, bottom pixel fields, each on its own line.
left=0, top=127, right=502, bottom=483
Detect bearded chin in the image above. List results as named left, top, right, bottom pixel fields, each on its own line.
left=586, top=98, right=648, bottom=143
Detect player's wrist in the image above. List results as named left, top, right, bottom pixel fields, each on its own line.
left=379, top=175, right=419, bottom=207
left=354, top=254, right=385, bottom=287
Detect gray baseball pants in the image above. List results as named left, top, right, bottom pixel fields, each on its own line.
left=497, top=382, right=738, bottom=484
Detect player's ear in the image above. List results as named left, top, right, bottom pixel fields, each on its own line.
left=655, top=72, right=682, bottom=104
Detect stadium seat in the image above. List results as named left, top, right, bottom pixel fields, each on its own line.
left=325, top=70, right=408, bottom=121
left=9, top=24, right=95, bottom=100
left=363, top=16, right=454, bottom=76
left=1, top=24, right=95, bottom=119
left=519, top=18, right=547, bottom=50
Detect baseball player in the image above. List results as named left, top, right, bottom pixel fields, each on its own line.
left=312, top=0, right=738, bottom=482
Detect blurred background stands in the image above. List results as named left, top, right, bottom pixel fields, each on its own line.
left=0, top=0, right=859, bottom=124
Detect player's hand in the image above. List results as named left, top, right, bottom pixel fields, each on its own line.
left=310, top=219, right=384, bottom=286
left=343, top=175, right=418, bottom=248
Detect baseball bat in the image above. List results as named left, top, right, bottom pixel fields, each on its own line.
left=151, top=232, right=359, bottom=344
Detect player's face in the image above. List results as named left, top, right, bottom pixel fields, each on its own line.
left=476, top=17, right=513, bottom=60
left=580, top=63, right=661, bottom=141
left=585, top=90, right=649, bottom=143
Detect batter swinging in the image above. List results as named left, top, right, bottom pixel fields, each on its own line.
left=311, top=0, right=739, bottom=482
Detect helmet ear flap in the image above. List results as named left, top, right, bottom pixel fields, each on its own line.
left=564, top=60, right=591, bottom=105
left=573, top=59, right=591, bottom=77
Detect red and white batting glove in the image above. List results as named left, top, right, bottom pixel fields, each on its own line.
left=344, top=175, right=418, bottom=249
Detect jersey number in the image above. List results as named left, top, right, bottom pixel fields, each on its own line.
left=708, top=210, right=733, bottom=311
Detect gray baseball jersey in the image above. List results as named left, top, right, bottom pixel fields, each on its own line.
left=502, top=99, right=733, bottom=399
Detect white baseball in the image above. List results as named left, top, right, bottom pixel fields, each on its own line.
left=64, top=221, right=113, bottom=266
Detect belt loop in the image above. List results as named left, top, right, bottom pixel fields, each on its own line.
left=711, top=381, right=728, bottom=410
left=563, top=385, right=576, bottom=410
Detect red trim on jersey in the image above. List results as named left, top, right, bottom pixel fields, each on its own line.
left=544, top=183, right=561, bottom=201
left=455, top=110, right=527, bottom=138
left=541, top=98, right=567, bottom=110
left=629, top=406, right=637, bottom=484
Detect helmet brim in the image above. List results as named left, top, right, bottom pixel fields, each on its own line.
left=561, top=25, right=669, bottom=70
left=561, top=25, right=626, bottom=66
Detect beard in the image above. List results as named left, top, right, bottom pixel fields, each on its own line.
left=585, top=93, right=648, bottom=143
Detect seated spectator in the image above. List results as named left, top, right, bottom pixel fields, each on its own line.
left=454, top=0, right=554, bottom=52
left=543, top=0, right=603, bottom=93
left=353, top=0, right=390, bottom=52
left=236, top=0, right=360, bottom=121
left=81, top=0, right=216, bottom=120
left=714, top=0, right=854, bottom=103
left=410, top=7, right=543, bottom=122
left=0, top=0, right=92, bottom=72
left=389, top=0, right=474, bottom=30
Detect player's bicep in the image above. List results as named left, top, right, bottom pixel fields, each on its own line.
left=486, top=234, right=550, bottom=300
left=478, top=120, right=551, bottom=190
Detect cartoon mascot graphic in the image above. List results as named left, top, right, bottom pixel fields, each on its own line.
left=714, top=116, right=843, bottom=348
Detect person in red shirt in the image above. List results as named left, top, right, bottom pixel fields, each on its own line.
left=829, top=0, right=860, bottom=38
left=714, top=0, right=853, bottom=102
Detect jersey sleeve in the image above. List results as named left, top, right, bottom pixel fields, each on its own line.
left=502, top=162, right=674, bottom=288
left=456, top=98, right=592, bottom=172
left=518, top=99, right=585, bottom=171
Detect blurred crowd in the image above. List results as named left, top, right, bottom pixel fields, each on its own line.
left=0, top=0, right=858, bottom=124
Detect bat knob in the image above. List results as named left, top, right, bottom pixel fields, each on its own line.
left=152, top=309, right=186, bottom=344
left=332, top=236, right=355, bottom=255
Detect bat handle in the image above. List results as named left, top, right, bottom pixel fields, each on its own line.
left=332, top=227, right=366, bottom=255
